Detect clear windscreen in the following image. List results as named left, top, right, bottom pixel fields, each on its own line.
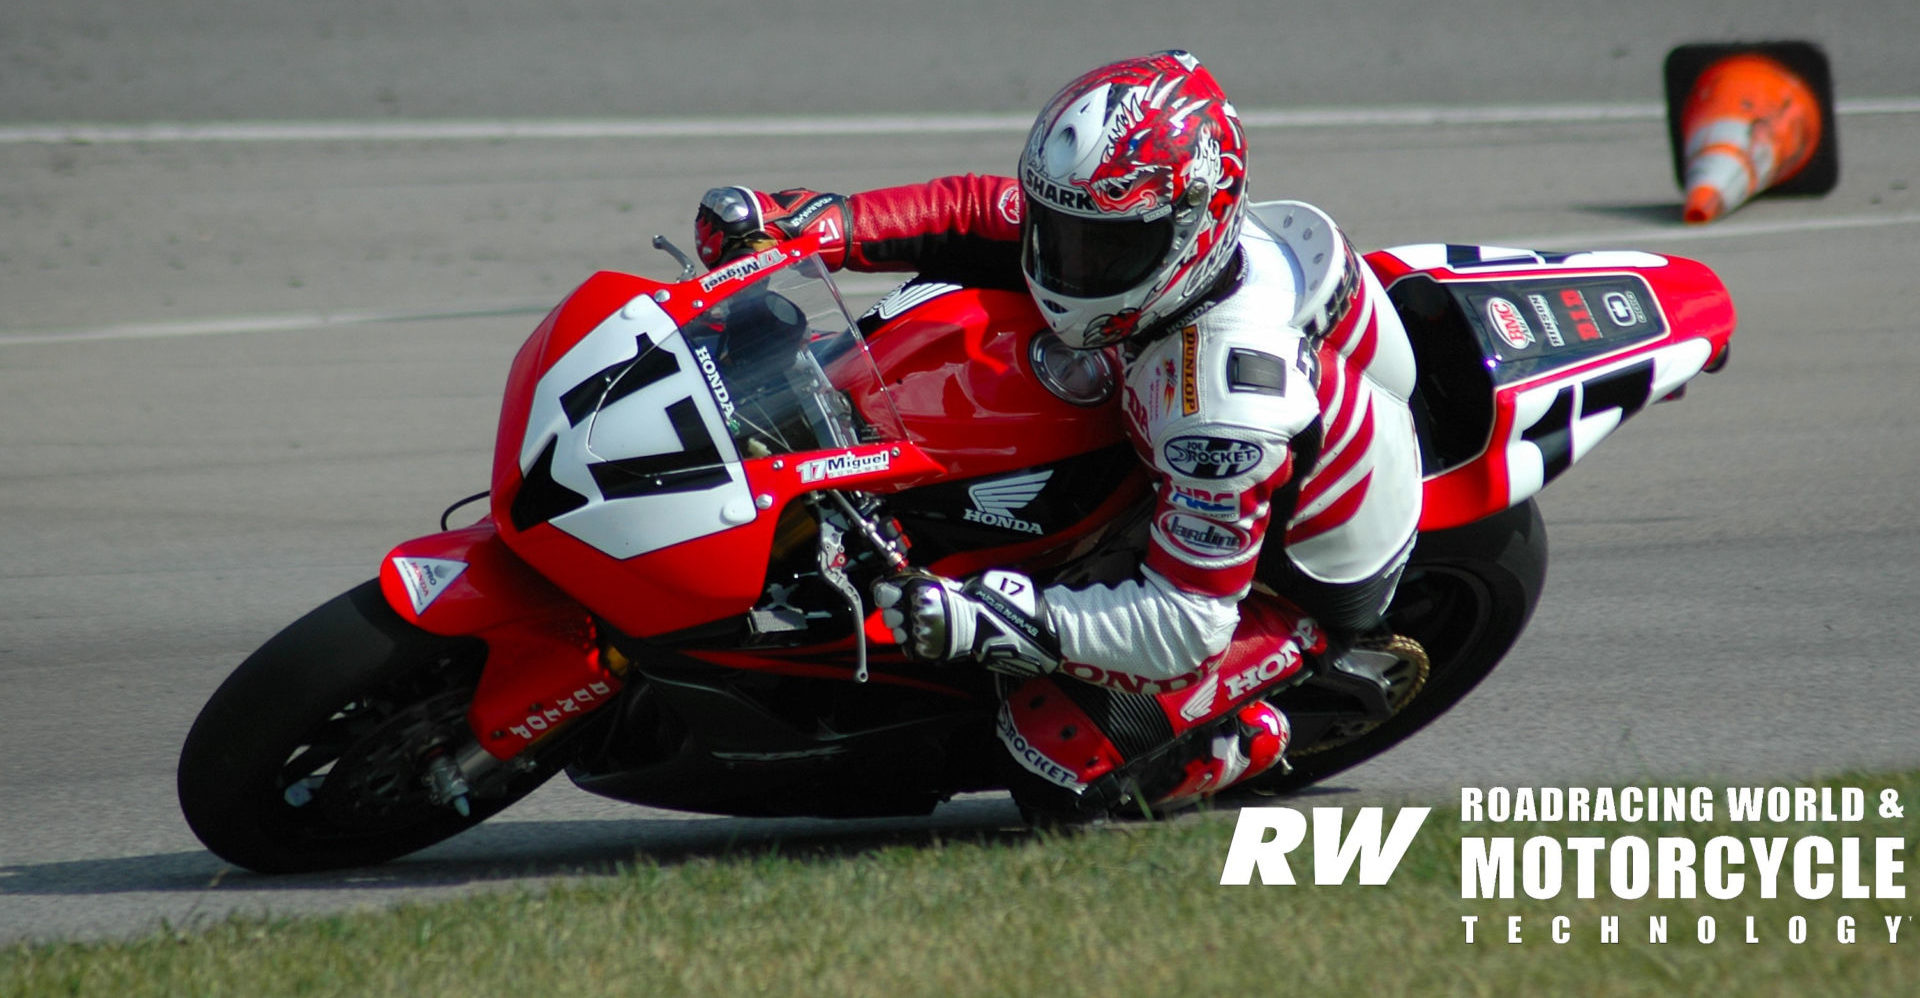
left=603, top=256, right=906, bottom=465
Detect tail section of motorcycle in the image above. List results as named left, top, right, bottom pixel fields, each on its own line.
left=1367, top=243, right=1735, bottom=530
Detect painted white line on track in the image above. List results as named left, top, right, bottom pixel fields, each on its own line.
left=2, top=99, right=1916, bottom=145
left=0, top=278, right=913, bottom=345
left=3, top=215, right=1914, bottom=344
left=1, top=200, right=1908, bottom=346
left=1512, top=211, right=1920, bottom=250
left=0, top=303, right=552, bottom=346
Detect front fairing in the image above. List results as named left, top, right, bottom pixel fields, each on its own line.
left=491, top=252, right=935, bottom=638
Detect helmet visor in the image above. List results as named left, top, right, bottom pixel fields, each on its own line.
left=1023, top=200, right=1175, bottom=299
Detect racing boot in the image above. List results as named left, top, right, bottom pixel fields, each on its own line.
left=1149, top=700, right=1292, bottom=807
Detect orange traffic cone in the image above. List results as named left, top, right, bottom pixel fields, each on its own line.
left=1664, top=42, right=1839, bottom=224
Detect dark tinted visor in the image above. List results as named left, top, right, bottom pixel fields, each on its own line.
left=1022, top=200, right=1174, bottom=298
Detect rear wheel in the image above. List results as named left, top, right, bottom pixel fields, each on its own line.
left=1243, top=498, right=1549, bottom=794
left=177, top=581, right=567, bottom=873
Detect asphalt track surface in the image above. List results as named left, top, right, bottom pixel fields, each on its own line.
left=2, top=1, right=1916, bottom=943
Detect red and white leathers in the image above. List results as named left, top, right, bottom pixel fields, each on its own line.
left=834, top=175, right=1422, bottom=687
left=712, top=173, right=1419, bottom=804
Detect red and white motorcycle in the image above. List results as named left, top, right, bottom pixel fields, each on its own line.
left=177, top=215, right=1734, bottom=873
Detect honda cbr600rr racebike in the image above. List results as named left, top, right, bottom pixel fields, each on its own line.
left=178, top=204, right=1734, bottom=872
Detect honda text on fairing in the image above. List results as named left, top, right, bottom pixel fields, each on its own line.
left=177, top=215, right=1733, bottom=873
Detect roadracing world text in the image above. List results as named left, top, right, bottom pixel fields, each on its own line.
left=1217, top=785, right=1913, bottom=947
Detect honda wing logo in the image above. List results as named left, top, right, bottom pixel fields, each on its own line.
left=964, top=469, right=1052, bottom=535
left=866, top=281, right=963, bottom=321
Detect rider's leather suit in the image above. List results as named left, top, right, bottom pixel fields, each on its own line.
left=836, top=175, right=1423, bottom=694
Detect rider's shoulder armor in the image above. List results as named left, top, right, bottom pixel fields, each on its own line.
left=1245, top=199, right=1356, bottom=339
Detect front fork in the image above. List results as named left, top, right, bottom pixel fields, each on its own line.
left=387, top=493, right=906, bottom=812
left=378, top=518, right=629, bottom=810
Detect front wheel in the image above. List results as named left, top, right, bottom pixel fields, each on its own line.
left=177, top=581, right=566, bottom=873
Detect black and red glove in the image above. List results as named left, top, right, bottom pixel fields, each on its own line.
left=693, top=186, right=852, bottom=270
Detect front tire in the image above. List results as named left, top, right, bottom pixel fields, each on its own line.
left=177, top=581, right=564, bottom=873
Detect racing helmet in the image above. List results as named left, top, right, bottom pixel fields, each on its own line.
left=1019, top=51, right=1248, bottom=349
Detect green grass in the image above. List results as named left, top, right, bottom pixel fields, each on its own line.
left=6, top=772, right=1919, bottom=997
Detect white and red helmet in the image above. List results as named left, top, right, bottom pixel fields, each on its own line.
left=1019, top=51, right=1248, bottom=349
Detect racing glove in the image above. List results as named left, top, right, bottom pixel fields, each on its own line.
left=694, top=186, right=852, bottom=269
left=872, top=570, right=1062, bottom=677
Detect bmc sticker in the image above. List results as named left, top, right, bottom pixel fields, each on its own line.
left=1164, top=436, right=1264, bottom=479
left=1486, top=297, right=1534, bottom=349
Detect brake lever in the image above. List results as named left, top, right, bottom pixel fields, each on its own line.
left=651, top=235, right=699, bottom=281
left=813, top=505, right=869, bottom=683
left=812, top=491, right=913, bottom=684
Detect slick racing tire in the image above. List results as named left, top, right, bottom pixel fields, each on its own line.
left=1240, top=498, right=1550, bottom=796
left=177, top=581, right=566, bottom=874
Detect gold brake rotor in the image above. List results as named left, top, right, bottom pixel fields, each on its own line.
left=1290, top=632, right=1431, bottom=757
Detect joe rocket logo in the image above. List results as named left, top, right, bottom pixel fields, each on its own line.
left=1164, top=435, right=1263, bottom=480
left=964, top=469, right=1052, bottom=534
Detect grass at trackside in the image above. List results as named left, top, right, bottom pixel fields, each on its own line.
left=6, top=771, right=1920, bottom=997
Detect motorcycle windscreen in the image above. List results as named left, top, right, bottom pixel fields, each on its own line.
left=512, top=258, right=906, bottom=560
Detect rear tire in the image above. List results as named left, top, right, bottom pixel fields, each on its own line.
left=1242, top=498, right=1550, bottom=795
left=177, top=581, right=565, bottom=873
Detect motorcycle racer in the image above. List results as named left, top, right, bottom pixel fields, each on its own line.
left=693, top=51, right=1422, bottom=812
